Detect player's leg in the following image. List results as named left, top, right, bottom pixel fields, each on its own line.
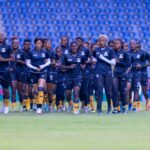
left=1, top=73, right=10, bottom=114
left=104, top=75, right=113, bottom=114
left=141, top=72, right=150, bottom=111
left=94, top=74, right=104, bottom=115
left=10, top=73, right=17, bottom=111
left=36, top=73, right=46, bottom=114
left=119, top=77, right=128, bottom=113
left=132, top=74, right=141, bottom=112
left=65, top=79, right=73, bottom=112
left=112, top=77, right=119, bottom=114
left=72, top=77, right=82, bottom=115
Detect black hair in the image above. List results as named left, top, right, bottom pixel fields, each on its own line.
left=24, top=39, right=31, bottom=43
left=114, top=38, right=123, bottom=48
left=61, top=36, right=69, bottom=40
left=76, top=37, right=84, bottom=42
left=70, top=41, right=77, bottom=47
left=34, top=38, right=43, bottom=44
left=108, top=40, right=114, bottom=45
left=84, top=41, right=89, bottom=45
left=55, top=46, right=62, bottom=52
left=42, top=38, right=48, bottom=44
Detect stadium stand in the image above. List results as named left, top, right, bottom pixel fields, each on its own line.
left=0, top=0, right=149, bottom=50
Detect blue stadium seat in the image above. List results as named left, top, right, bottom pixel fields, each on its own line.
left=0, top=0, right=149, bottom=49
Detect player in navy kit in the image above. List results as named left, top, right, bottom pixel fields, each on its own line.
left=21, top=39, right=33, bottom=111
left=55, top=46, right=67, bottom=112
left=26, top=38, right=51, bottom=114
left=112, top=39, right=131, bottom=114
left=122, top=41, right=132, bottom=111
left=129, top=40, right=146, bottom=112
left=93, top=35, right=116, bottom=115
left=61, top=36, right=70, bottom=55
left=0, top=33, right=13, bottom=114
left=62, top=41, right=86, bottom=115
left=44, top=39, right=58, bottom=112
left=136, top=41, right=150, bottom=111
left=10, top=39, right=26, bottom=111
left=76, top=37, right=92, bottom=113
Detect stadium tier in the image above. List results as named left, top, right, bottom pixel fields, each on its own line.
left=0, top=0, right=149, bottom=50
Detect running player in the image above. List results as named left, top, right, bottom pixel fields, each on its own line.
left=45, top=39, right=57, bottom=112
left=26, top=38, right=50, bottom=114
left=136, top=41, right=150, bottom=111
left=0, top=33, right=13, bottom=114
left=93, top=35, right=116, bottom=115
left=61, top=36, right=70, bottom=55
left=62, top=41, right=86, bottom=115
left=55, top=46, right=67, bottom=112
left=21, top=39, right=33, bottom=111
left=76, top=37, right=92, bottom=113
left=129, top=40, right=146, bottom=112
left=112, top=39, right=131, bottom=114
left=10, top=38, right=26, bottom=111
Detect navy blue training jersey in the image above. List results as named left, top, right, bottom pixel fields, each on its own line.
left=93, top=47, right=115, bottom=75
left=10, top=49, right=26, bottom=71
left=130, top=49, right=146, bottom=74
left=27, top=49, right=49, bottom=72
left=113, top=49, right=131, bottom=76
left=46, top=50, right=58, bottom=73
left=62, top=53, right=85, bottom=78
left=0, top=43, right=12, bottom=70
left=140, top=50, right=150, bottom=73
left=77, top=46, right=92, bottom=77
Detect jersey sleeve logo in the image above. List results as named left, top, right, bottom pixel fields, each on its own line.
left=96, top=52, right=99, bottom=55
left=81, top=51, right=85, bottom=56
left=1, top=48, right=6, bottom=52
left=16, top=54, right=21, bottom=59
left=68, top=58, right=72, bottom=62
left=119, top=54, right=123, bottom=59
left=64, top=50, right=69, bottom=54
left=104, top=52, right=108, bottom=56
left=42, top=53, right=45, bottom=57
left=77, top=58, right=81, bottom=62
left=33, top=54, right=37, bottom=57
left=137, top=54, right=140, bottom=58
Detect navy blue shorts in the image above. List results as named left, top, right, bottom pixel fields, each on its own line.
left=10, top=70, right=24, bottom=82
left=30, top=71, right=47, bottom=84
left=65, top=76, right=82, bottom=90
left=22, top=72, right=32, bottom=84
left=0, top=71, right=10, bottom=89
left=47, top=72, right=57, bottom=85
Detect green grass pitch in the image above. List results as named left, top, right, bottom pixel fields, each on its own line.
left=0, top=103, right=150, bottom=150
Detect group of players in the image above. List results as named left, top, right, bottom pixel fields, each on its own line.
left=0, top=32, right=150, bottom=115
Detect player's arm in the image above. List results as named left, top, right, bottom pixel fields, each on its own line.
left=39, top=52, right=51, bottom=70
left=62, top=55, right=76, bottom=70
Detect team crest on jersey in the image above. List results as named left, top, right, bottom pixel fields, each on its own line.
left=77, top=58, right=81, bottom=62
left=64, top=50, right=69, bottom=54
left=119, top=54, right=123, bottom=59
left=96, top=52, right=99, bottom=55
left=42, top=53, right=45, bottom=57
left=16, top=54, right=20, bottom=59
left=96, top=74, right=99, bottom=78
left=1, top=48, right=6, bottom=52
left=81, top=51, right=85, bottom=56
left=68, top=58, right=72, bottom=62
left=137, top=54, right=140, bottom=58
left=33, top=54, right=37, bottom=57
left=104, top=52, right=108, bottom=56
